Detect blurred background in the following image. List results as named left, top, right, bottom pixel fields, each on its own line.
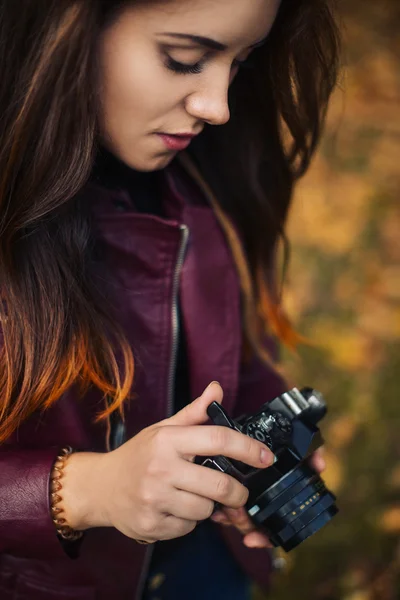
left=257, top=2, right=400, bottom=599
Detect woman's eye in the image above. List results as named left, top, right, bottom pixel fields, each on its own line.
left=165, top=55, right=253, bottom=76
left=166, top=57, right=204, bottom=75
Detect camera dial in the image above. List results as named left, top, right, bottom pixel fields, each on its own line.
left=243, top=411, right=293, bottom=451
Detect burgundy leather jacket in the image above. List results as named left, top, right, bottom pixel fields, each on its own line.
left=0, top=159, right=287, bottom=599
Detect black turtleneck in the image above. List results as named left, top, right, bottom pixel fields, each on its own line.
left=91, top=147, right=165, bottom=216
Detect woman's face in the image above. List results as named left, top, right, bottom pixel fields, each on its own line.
left=98, top=0, right=280, bottom=171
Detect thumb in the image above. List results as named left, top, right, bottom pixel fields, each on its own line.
left=166, top=382, right=223, bottom=427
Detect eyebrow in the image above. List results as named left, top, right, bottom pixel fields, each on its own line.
left=157, top=32, right=268, bottom=52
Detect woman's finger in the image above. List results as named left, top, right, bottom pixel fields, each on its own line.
left=243, top=530, right=273, bottom=549
left=211, top=515, right=232, bottom=525
left=210, top=512, right=231, bottom=526
left=211, top=508, right=273, bottom=548
left=166, top=489, right=215, bottom=522
left=223, top=507, right=254, bottom=534
left=172, top=460, right=248, bottom=508
left=309, top=448, right=326, bottom=473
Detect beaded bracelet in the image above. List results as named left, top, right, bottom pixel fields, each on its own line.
left=50, top=446, right=84, bottom=541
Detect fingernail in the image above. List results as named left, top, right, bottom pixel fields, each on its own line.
left=245, top=538, right=271, bottom=549
left=260, top=448, right=274, bottom=465
left=206, top=381, right=220, bottom=390
left=244, top=539, right=264, bottom=548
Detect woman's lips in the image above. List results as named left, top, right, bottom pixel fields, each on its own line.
left=156, top=133, right=195, bottom=151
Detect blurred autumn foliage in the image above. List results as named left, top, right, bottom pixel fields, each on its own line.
left=257, top=2, right=400, bottom=600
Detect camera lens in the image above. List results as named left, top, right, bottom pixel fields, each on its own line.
left=276, top=493, right=337, bottom=551
left=247, top=462, right=338, bottom=552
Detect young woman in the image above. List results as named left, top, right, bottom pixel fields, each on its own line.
left=0, top=1, right=340, bottom=598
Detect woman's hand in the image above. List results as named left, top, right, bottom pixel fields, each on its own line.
left=210, top=448, right=327, bottom=549
left=61, top=383, right=275, bottom=544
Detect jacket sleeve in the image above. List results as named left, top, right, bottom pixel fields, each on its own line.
left=0, top=447, right=78, bottom=559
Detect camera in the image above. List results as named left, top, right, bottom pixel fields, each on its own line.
left=196, top=387, right=338, bottom=552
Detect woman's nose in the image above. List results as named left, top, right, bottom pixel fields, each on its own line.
left=185, top=79, right=231, bottom=126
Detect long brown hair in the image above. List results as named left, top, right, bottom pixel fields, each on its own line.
left=0, top=0, right=340, bottom=443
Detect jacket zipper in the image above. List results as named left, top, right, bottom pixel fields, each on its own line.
left=166, top=224, right=189, bottom=417
left=135, top=223, right=189, bottom=600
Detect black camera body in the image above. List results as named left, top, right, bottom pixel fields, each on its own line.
left=197, top=387, right=338, bottom=552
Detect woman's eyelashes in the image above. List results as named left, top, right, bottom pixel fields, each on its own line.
left=165, top=55, right=252, bottom=76
left=166, top=56, right=204, bottom=75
